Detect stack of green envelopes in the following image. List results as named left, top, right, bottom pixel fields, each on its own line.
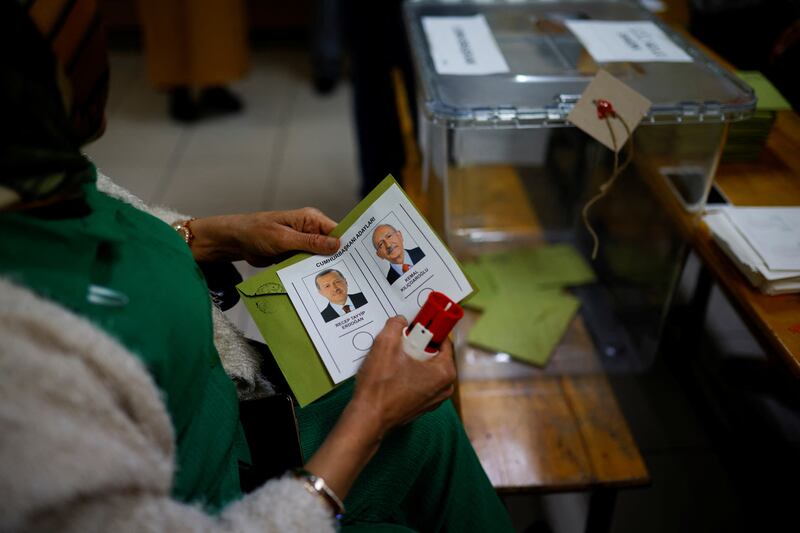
left=722, top=71, right=791, bottom=162
left=463, top=244, right=595, bottom=366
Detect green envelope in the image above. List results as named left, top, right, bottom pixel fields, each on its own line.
left=736, top=71, right=791, bottom=111
left=462, top=244, right=595, bottom=311
left=237, top=175, right=471, bottom=406
left=237, top=255, right=332, bottom=407
left=467, top=287, right=580, bottom=367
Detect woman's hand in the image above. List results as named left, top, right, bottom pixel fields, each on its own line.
left=303, top=316, right=457, bottom=504
left=350, top=315, right=457, bottom=436
left=189, top=208, right=340, bottom=265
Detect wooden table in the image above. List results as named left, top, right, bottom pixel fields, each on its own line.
left=435, top=171, right=650, bottom=532
left=668, top=111, right=800, bottom=377
left=456, top=311, right=650, bottom=495
left=650, top=0, right=800, bottom=377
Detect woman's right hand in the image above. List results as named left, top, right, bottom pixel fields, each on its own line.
left=350, top=315, right=457, bottom=439
left=303, top=316, right=457, bottom=505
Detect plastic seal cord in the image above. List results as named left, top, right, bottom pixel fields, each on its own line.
left=581, top=98, right=636, bottom=260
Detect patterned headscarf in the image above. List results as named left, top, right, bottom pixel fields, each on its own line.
left=0, top=0, right=109, bottom=209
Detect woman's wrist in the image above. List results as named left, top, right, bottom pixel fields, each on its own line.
left=292, top=468, right=345, bottom=520
left=337, top=397, right=387, bottom=450
left=303, top=399, right=385, bottom=503
left=344, top=391, right=394, bottom=445
left=186, top=215, right=243, bottom=262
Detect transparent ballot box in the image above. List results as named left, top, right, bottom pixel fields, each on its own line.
left=403, top=0, right=756, bottom=373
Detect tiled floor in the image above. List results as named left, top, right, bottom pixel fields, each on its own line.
left=88, top=46, right=796, bottom=533
left=86, top=47, right=360, bottom=337
left=87, top=49, right=358, bottom=218
left=88, top=47, right=359, bottom=222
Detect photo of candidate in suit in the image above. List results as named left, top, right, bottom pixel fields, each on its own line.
left=315, top=268, right=368, bottom=323
left=371, top=223, right=425, bottom=285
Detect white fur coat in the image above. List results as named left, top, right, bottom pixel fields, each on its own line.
left=0, top=175, right=335, bottom=532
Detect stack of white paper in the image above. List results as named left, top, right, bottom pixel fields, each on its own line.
left=703, top=206, right=800, bottom=295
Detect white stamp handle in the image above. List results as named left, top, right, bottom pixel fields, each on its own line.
left=401, top=325, right=438, bottom=361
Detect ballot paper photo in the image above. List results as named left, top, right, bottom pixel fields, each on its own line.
left=277, top=178, right=472, bottom=384
left=237, top=176, right=473, bottom=405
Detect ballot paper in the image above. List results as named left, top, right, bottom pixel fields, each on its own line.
left=276, top=178, right=472, bottom=384
left=723, top=207, right=800, bottom=272
left=422, top=15, right=510, bottom=75
left=703, top=207, right=800, bottom=295
left=462, top=245, right=594, bottom=367
left=565, top=21, right=692, bottom=63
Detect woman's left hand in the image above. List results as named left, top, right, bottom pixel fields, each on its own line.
left=189, top=208, right=340, bottom=265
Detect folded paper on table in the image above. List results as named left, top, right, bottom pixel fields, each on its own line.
left=719, top=207, right=800, bottom=272
left=467, top=287, right=580, bottom=367
left=703, top=207, right=800, bottom=295
left=463, top=244, right=593, bottom=366
left=463, top=244, right=595, bottom=310
left=461, top=262, right=497, bottom=311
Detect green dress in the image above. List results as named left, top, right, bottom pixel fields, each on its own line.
left=0, top=169, right=513, bottom=531
left=298, top=381, right=515, bottom=532
left=0, top=171, right=249, bottom=511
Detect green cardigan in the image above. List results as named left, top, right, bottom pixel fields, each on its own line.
left=0, top=169, right=249, bottom=511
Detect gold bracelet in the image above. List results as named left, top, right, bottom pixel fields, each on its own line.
left=292, top=468, right=345, bottom=520
left=172, top=218, right=196, bottom=248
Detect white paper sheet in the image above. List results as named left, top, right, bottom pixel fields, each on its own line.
left=422, top=15, right=510, bottom=75
left=722, top=207, right=800, bottom=272
left=703, top=208, right=800, bottom=294
left=277, top=183, right=473, bottom=384
left=639, top=0, right=666, bottom=13
left=565, top=20, right=692, bottom=63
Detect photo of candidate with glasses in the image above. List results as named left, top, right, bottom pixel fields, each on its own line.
left=371, top=223, right=425, bottom=285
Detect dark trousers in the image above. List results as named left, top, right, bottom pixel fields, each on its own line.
left=343, top=0, right=418, bottom=197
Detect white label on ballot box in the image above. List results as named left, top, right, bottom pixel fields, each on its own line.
left=422, top=15, right=510, bottom=75
left=565, top=21, right=692, bottom=63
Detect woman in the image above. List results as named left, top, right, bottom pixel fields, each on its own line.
left=0, top=2, right=513, bottom=531
left=137, top=0, right=248, bottom=122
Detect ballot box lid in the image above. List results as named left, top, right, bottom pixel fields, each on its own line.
left=404, top=0, right=757, bottom=128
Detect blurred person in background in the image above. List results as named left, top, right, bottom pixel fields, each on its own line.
left=138, top=0, right=248, bottom=122
left=343, top=0, right=416, bottom=197
left=311, top=0, right=417, bottom=197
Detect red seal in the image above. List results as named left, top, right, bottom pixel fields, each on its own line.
left=595, top=99, right=616, bottom=120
